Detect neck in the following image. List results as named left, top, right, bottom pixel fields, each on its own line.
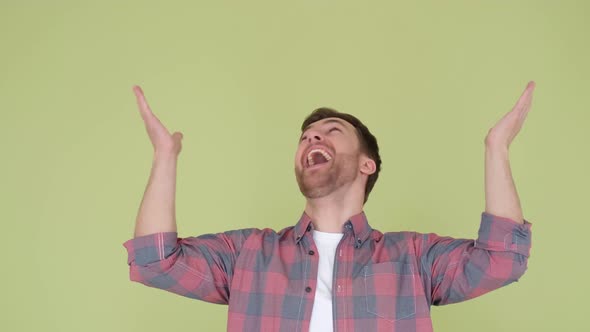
left=304, top=186, right=364, bottom=233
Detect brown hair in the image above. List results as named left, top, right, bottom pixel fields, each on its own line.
left=301, top=107, right=382, bottom=204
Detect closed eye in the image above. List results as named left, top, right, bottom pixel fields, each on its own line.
left=299, top=125, right=341, bottom=143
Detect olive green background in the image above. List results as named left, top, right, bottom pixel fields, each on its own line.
left=1, top=1, right=588, bottom=331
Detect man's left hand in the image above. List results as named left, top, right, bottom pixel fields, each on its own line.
left=485, top=81, right=536, bottom=150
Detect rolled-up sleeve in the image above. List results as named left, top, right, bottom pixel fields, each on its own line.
left=123, top=229, right=255, bottom=304
left=415, top=212, right=532, bottom=306
left=124, top=232, right=179, bottom=266
left=474, top=212, right=532, bottom=258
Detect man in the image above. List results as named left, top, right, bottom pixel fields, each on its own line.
left=123, top=82, right=534, bottom=332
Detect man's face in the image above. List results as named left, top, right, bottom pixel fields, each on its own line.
left=294, top=117, right=364, bottom=199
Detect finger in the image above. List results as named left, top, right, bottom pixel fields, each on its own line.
left=514, top=82, right=534, bottom=110
left=520, top=84, right=536, bottom=116
left=132, top=85, right=153, bottom=121
left=519, top=97, right=534, bottom=122
left=512, top=81, right=536, bottom=112
left=522, top=81, right=535, bottom=109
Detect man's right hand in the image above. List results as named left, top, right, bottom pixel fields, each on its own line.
left=133, top=85, right=183, bottom=157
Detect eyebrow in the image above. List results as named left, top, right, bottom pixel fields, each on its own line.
left=302, top=119, right=347, bottom=134
left=299, top=119, right=348, bottom=142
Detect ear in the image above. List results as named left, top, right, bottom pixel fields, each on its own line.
left=359, top=156, right=377, bottom=176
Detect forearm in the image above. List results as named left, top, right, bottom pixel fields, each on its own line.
left=484, top=146, right=524, bottom=224
left=134, top=153, right=179, bottom=237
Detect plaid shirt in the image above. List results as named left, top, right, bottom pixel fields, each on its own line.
left=123, top=211, right=532, bottom=332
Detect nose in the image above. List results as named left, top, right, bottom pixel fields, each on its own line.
left=306, top=130, right=323, bottom=143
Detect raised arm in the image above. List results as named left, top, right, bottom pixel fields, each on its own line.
left=124, top=86, right=255, bottom=303
left=416, top=82, right=536, bottom=305
left=483, top=81, right=536, bottom=224
left=131, top=85, right=184, bottom=237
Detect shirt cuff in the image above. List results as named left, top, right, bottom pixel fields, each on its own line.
left=474, top=212, right=532, bottom=257
left=122, top=232, right=179, bottom=266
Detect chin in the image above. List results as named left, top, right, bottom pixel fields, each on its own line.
left=301, top=188, right=332, bottom=200
left=298, top=179, right=339, bottom=199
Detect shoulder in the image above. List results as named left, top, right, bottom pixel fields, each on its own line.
left=372, top=228, right=418, bottom=243
left=225, top=225, right=296, bottom=244
left=371, top=228, right=423, bottom=256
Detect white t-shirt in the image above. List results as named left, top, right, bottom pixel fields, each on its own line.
left=309, top=230, right=344, bottom=332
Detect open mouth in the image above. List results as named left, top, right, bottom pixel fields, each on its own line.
left=305, top=148, right=333, bottom=168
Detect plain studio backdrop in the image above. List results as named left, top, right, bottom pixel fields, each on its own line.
left=1, top=1, right=588, bottom=331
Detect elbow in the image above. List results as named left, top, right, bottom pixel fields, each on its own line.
left=127, top=251, right=180, bottom=286
left=509, top=253, right=529, bottom=283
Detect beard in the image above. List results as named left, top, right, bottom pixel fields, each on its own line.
left=295, top=152, right=360, bottom=199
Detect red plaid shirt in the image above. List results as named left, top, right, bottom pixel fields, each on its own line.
left=123, top=211, right=532, bottom=331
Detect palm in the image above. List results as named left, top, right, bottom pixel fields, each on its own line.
left=485, top=81, right=536, bottom=149
left=132, top=85, right=183, bottom=155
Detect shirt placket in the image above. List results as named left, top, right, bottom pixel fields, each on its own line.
left=300, top=223, right=320, bottom=332
left=332, top=223, right=354, bottom=332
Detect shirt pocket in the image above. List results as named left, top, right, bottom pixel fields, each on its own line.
left=362, top=261, right=419, bottom=322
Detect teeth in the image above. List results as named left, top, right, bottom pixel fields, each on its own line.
left=306, top=148, right=332, bottom=167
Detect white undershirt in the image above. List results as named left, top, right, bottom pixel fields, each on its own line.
left=309, top=230, right=344, bottom=332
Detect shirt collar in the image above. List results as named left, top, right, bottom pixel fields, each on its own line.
left=294, top=210, right=373, bottom=248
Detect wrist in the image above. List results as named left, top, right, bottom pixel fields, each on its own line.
left=153, top=152, right=179, bottom=164
left=485, top=144, right=509, bottom=156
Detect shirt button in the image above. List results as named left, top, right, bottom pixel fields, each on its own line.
left=305, top=286, right=312, bottom=293
left=308, top=250, right=315, bottom=255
